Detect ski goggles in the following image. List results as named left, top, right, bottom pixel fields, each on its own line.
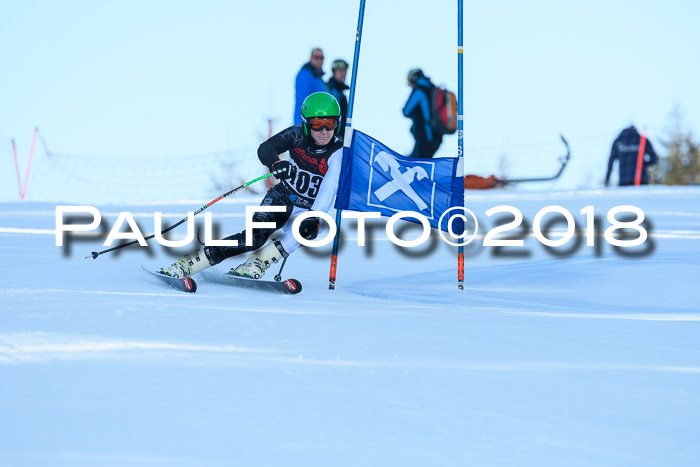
left=308, top=117, right=338, bottom=132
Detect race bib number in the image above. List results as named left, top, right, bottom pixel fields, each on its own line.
left=287, top=166, right=323, bottom=199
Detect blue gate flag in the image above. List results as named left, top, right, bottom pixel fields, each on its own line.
left=335, top=130, right=464, bottom=233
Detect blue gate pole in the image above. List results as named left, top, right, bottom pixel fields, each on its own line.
left=457, top=0, right=465, bottom=290
left=329, top=0, right=366, bottom=290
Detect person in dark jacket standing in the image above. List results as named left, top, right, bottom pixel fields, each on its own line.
left=605, top=125, right=658, bottom=186
left=327, top=59, right=349, bottom=139
left=294, top=48, right=327, bottom=125
left=403, top=68, right=442, bottom=159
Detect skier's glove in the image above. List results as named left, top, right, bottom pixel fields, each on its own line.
left=271, top=160, right=293, bottom=180
left=299, top=217, right=320, bottom=240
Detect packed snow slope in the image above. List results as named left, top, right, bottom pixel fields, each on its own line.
left=1, top=186, right=700, bottom=466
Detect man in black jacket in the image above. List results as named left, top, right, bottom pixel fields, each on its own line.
left=327, top=59, right=349, bottom=139
left=605, top=125, right=658, bottom=186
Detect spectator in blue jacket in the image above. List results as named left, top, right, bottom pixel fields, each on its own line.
left=294, top=48, right=327, bottom=125
left=403, top=68, right=442, bottom=159
left=605, top=125, right=658, bottom=186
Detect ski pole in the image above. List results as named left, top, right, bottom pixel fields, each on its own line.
left=274, top=255, right=288, bottom=282
left=86, top=173, right=274, bottom=259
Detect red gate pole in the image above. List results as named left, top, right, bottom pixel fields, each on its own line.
left=11, top=139, right=23, bottom=198
left=634, top=128, right=647, bottom=186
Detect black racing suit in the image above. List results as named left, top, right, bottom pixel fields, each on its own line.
left=205, top=125, right=343, bottom=265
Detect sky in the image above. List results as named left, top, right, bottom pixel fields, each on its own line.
left=1, top=0, right=699, bottom=200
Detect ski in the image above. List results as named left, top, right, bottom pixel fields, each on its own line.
left=201, top=271, right=302, bottom=295
left=142, top=267, right=197, bottom=293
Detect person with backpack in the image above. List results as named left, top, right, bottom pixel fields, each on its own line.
left=158, top=92, right=344, bottom=280
left=403, top=68, right=442, bottom=159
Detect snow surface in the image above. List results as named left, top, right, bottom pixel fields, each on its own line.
left=1, top=186, right=700, bottom=466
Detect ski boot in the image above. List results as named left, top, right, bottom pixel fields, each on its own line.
left=160, top=247, right=213, bottom=278
left=232, top=240, right=288, bottom=280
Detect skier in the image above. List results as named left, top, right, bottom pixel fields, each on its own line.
left=159, top=92, right=344, bottom=280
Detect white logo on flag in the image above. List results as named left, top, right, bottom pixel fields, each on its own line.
left=367, top=144, right=436, bottom=217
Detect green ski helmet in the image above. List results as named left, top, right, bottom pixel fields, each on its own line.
left=301, top=92, right=341, bottom=136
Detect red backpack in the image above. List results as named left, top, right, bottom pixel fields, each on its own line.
left=431, top=86, right=458, bottom=135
